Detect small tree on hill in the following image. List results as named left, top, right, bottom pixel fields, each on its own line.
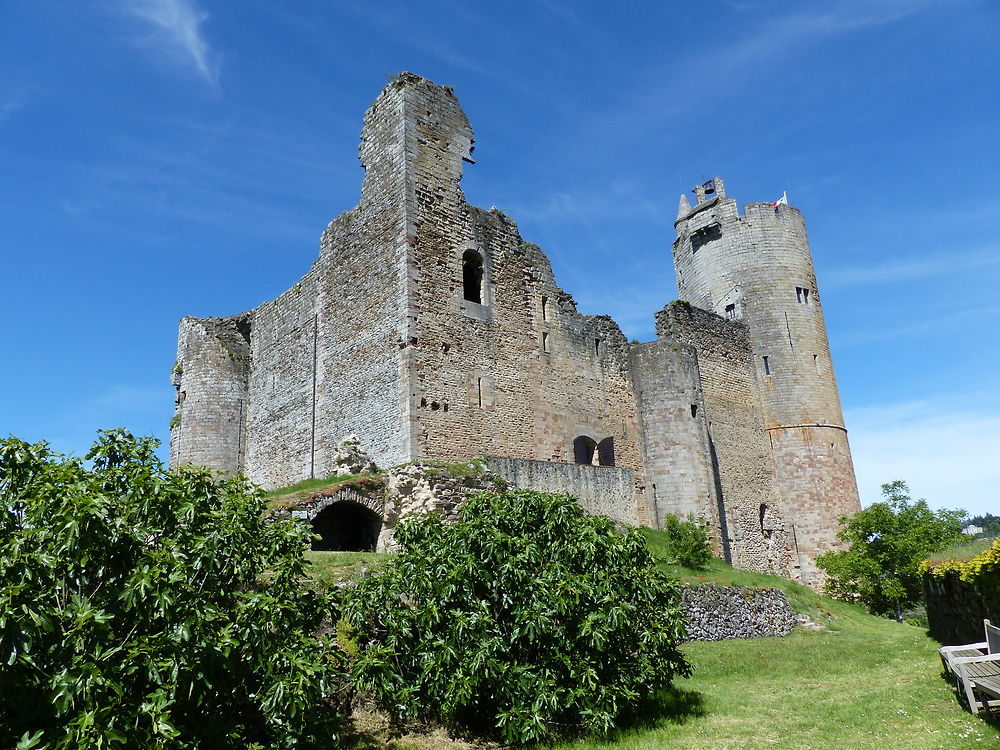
left=342, top=489, right=691, bottom=744
left=817, top=480, right=966, bottom=622
left=661, top=513, right=713, bottom=569
left=0, top=431, right=345, bottom=749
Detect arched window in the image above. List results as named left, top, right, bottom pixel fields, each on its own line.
left=311, top=501, right=382, bottom=551
left=462, top=250, right=484, bottom=304
left=573, top=436, right=598, bottom=465
left=573, top=435, right=616, bottom=466
left=597, top=436, right=615, bottom=467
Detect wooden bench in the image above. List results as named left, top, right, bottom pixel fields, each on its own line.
left=949, top=619, right=1000, bottom=714
left=940, top=641, right=988, bottom=678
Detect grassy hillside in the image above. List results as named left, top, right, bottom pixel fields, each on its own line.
left=926, top=536, right=999, bottom=564
left=307, top=531, right=1000, bottom=749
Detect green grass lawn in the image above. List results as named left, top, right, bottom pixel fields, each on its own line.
left=302, top=550, right=382, bottom=590
left=312, top=533, right=1000, bottom=749
left=553, top=529, right=1000, bottom=750
left=263, top=472, right=382, bottom=512
left=558, top=619, right=998, bottom=750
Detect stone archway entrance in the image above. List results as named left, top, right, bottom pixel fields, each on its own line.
left=311, top=500, right=382, bottom=551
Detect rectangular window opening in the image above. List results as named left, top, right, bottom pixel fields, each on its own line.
left=542, top=331, right=550, bottom=353
left=690, top=403, right=698, bottom=418
left=796, top=286, right=811, bottom=304
left=763, top=355, right=771, bottom=375
left=477, top=377, right=483, bottom=408
left=541, top=295, right=549, bottom=321
left=594, top=337, right=602, bottom=356
left=725, top=303, right=736, bottom=319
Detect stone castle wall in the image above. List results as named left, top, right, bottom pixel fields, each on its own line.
left=656, top=302, right=792, bottom=576
left=672, top=181, right=860, bottom=582
left=170, top=315, right=250, bottom=474
left=628, top=340, right=719, bottom=535
left=170, top=74, right=860, bottom=583
left=394, top=78, right=645, bottom=508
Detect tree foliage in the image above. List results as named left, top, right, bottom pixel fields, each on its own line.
left=967, top=513, right=1000, bottom=538
left=0, top=431, right=344, bottom=749
left=660, top=514, right=713, bottom=569
left=816, top=480, right=966, bottom=621
left=342, top=489, right=691, bottom=744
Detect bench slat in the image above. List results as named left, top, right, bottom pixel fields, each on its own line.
left=965, top=662, right=1000, bottom=678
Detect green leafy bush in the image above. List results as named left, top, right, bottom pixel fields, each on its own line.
left=0, top=431, right=345, bottom=749
left=660, top=514, right=713, bottom=569
left=343, top=489, right=691, bottom=744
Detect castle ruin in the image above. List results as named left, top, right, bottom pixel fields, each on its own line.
left=170, top=73, right=861, bottom=583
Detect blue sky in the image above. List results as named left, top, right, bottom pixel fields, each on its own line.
left=2, top=0, right=999, bottom=516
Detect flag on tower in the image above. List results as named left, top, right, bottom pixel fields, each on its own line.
left=773, top=191, right=788, bottom=212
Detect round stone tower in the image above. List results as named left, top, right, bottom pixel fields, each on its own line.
left=672, top=177, right=861, bottom=582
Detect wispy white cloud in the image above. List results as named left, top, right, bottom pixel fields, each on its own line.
left=118, top=0, right=219, bottom=84
left=823, top=246, right=1000, bottom=289
left=846, top=394, right=1000, bottom=517
left=834, top=300, right=1000, bottom=346
left=605, top=0, right=956, bottom=130
left=0, top=81, right=34, bottom=122
left=0, top=98, right=25, bottom=122
left=506, top=178, right=668, bottom=226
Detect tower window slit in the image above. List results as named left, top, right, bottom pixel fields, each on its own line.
left=763, top=355, right=771, bottom=375
left=541, top=295, right=549, bottom=321
left=462, top=250, right=484, bottom=304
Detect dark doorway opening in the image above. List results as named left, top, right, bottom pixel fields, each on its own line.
left=311, top=501, right=381, bottom=551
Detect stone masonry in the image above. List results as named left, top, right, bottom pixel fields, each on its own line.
left=170, top=73, right=861, bottom=584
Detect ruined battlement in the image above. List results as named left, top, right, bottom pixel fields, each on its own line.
left=170, top=75, right=860, bottom=584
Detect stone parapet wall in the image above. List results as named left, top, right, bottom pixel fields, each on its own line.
left=681, top=585, right=797, bottom=641
left=485, top=457, right=637, bottom=526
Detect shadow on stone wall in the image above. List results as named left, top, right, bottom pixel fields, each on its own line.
left=924, top=572, right=1000, bottom=646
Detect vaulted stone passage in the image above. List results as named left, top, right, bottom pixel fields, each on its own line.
left=311, top=501, right=382, bottom=551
